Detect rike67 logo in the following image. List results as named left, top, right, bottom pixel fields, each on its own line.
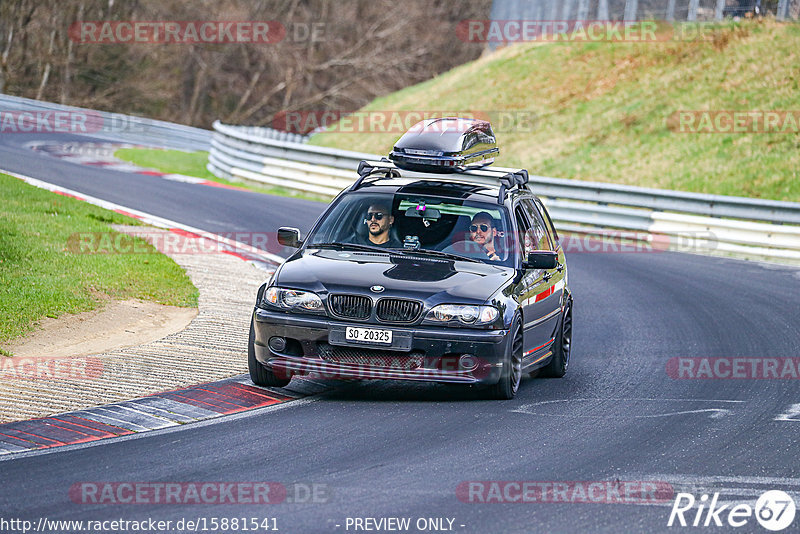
left=668, top=490, right=796, bottom=531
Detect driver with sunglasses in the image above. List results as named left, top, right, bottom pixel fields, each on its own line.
left=468, top=212, right=502, bottom=261
left=348, top=203, right=403, bottom=248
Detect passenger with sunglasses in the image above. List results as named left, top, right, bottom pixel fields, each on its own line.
left=347, top=203, right=402, bottom=248
left=469, top=212, right=502, bottom=261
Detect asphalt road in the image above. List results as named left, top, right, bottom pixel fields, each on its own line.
left=1, top=131, right=799, bottom=534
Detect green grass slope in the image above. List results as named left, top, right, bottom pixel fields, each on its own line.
left=310, top=20, right=800, bottom=201
left=0, top=174, right=198, bottom=353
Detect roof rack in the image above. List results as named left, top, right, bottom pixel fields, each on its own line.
left=352, top=160, right=529, bottom=205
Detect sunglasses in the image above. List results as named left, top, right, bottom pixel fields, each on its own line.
left=470, top=224, right=490, bottom=232
left=366, top=212, right=387, bottom=221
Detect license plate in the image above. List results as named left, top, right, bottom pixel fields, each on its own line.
left=345, top=326, right=392, bottom=344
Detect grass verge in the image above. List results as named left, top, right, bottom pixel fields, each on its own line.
left=0, top=173, right=198, bottom=354
left=309, top=19, right=800, bottom=202
left=114, top=148, right=330, bottom=202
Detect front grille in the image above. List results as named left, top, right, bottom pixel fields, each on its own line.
left=376, top=298, right=422, bottom=323
left=318, top=343, right=424, bottom=370
left=329, top=294, right=371, bottom=320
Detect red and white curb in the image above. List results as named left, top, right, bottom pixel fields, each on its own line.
left=0, top=375, right=332, bottom=456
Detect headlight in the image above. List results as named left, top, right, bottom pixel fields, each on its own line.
left=424, top=304, right=499, bottom=326
left=263, top=287, right=324, bottom=313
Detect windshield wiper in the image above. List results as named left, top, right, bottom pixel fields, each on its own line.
left=397, top=248, right=482, bottom=263
left=311, top=242, right=396, bottom=254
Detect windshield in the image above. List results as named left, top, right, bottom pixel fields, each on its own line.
left=306, top=192, right=516, bottom=267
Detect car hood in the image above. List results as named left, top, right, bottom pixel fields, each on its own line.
left=275, top=248, right=512, bottom=304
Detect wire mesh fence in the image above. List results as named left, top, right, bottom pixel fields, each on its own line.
left=489, top=0, right=798, bottom=23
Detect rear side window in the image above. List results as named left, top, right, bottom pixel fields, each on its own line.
left=515, top=206, right=534, bottom=258
left=519, top=199, right=552, bottom=251
left=533, top=198, right=559, bottom=244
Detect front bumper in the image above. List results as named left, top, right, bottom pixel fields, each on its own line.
left=252, top=307, right=509, bottom=385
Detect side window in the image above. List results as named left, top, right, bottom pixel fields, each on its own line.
left=533, top=198, right=559, bottom=245
left=514, top=206, right=534, bottom=258
left=520, top=199, right=552, bottom=251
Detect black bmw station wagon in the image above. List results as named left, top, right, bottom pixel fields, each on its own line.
left=249, top=118, right=573, bottom=399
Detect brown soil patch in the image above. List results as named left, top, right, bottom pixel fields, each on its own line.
left=2, top=299, right=197, bottom=359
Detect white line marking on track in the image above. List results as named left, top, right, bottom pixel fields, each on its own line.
left=651, top=474, right=800, bottom=487
left=625, top=474, right=800, bottom=507
left=775, top=403, right=800, bottom=421
left=513, top=398, right=743, bottom=419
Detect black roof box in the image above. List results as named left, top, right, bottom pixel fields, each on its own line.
left=388, top=117, right=499, bottom=173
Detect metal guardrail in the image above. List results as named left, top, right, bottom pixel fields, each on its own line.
left=209, top=121, right=800, bottom=261
left=211, top=120, right=376, bottom=170
left=0, top=94, right=307, bottom=152
left=218, top=124, right=309, bottom=144
left=6, top=95, right=796, bottom=261
left=0, top=93, right=212, bottom=151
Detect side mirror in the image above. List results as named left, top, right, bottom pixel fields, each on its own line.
left=277, top=227, right=302, bottom=248
left=524, top=250, right=558, bottom=270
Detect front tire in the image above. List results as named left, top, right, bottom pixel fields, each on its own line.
left=540, top=302, right=572, bottom=378
left=486, top=318, right=523, bottom=399
left=248, top=315, right=291, bottom=387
